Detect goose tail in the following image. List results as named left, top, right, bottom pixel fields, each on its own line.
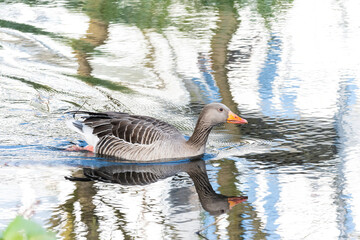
left=65, top=112, right=100, bottom=149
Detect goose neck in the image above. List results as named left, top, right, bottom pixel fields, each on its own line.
left=187, top=120, right=213, bottom=149
left=187, top=167, right=218, bottom=202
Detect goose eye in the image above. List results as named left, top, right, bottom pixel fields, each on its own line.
left=219, top=108, right=224, bottom=112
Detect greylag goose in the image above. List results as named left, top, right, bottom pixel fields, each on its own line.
left=66, top=103, right=247, bottom=161
left=66, top=159, right=248, bottom=215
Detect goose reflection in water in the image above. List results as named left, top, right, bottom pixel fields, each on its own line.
left=66, top=158, right=247, bottom=216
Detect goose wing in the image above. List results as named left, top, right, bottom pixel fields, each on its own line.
left=66, top=111, right=184, bottom=145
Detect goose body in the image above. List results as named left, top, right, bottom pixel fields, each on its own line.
left=66, top=103, right=247, bottom=161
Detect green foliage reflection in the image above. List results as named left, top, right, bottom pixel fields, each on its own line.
left=0, top=216, right=56, bottom=240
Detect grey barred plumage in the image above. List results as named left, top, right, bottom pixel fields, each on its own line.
left=66, top=103, right=248, bottom=161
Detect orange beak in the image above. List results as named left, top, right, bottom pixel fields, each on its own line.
left=227, top=111, right=248, bottom=124
left=228, top=196, right=248, bottom=209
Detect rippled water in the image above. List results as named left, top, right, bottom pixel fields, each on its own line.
left=1, top=0, right=360, bottom=239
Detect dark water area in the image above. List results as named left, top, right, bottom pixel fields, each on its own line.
left=1, top=0, right=360, bottom=239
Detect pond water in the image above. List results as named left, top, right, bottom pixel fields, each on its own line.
left=1, top=0, right=360, bottom=239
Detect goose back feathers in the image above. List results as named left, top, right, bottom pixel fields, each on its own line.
left=66, top=103, right=247, bottom=161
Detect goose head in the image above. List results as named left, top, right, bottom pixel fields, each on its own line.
left=198, top=103, right=248, bottom=126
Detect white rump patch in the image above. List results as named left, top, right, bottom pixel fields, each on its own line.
left=65, top=114, right=100, bottom=147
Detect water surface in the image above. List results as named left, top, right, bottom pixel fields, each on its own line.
left=1, top=0, right=360, bottom=239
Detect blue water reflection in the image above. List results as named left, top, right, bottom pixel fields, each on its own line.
left=258, top=34, right=282, bottom=117
left=196, top=54, right=222, bottom=103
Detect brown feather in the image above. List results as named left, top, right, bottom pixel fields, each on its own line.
left=69, top=111, right=182, bottom=146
